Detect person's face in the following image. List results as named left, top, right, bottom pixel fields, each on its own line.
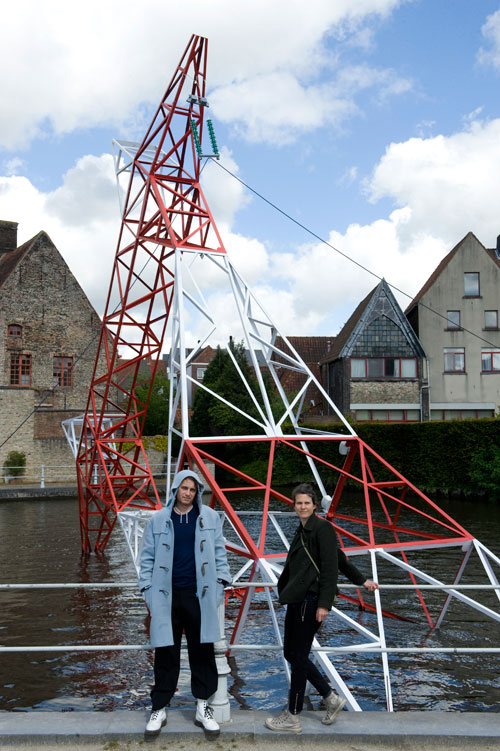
left=293, top=493, right=316, bottom=524
left=176, top=477, right=197, bottom=510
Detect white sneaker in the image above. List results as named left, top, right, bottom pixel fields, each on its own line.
left=195, top=699, right=220, bottom=738
left=145, top=707, right=167, bottom=739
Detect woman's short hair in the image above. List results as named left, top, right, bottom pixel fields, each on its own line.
left=291, top=483, right=318, bottom=505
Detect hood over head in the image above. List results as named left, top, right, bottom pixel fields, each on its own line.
left=167, top=469, right=204, bottom=510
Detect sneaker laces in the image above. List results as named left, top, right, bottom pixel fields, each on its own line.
left=204, top=703, right=214, bottom=719
left=150, top=709, right=163, bottom=720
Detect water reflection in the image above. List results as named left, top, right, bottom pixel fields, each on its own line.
left=0, top=494, right=499, bottom=712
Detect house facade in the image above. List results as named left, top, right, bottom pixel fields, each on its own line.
left=0, top=220, right=104, bottom=473
left=321, top=279, right=427, bottom=422
left=406, top=232, right=500, bottom=420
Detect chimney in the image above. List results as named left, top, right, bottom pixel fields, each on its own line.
left=496, top=234, right=500, bottom=260
left=0, top=221, right=18, bottom=256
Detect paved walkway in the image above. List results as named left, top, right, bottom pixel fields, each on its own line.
left=1, top=709, right=500, bottom=748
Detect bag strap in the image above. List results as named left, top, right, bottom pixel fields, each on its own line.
left=300, top=532, right=320, bottom=575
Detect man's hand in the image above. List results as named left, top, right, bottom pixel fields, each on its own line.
left=363, top=579, right=379, bottom=592
left=316, top=607, right=329, bottom=622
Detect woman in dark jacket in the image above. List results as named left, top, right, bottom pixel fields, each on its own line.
left=265, top=483, right=378, bottom=733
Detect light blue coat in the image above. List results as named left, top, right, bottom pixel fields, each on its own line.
left=139, top=469, right=231, bottom=647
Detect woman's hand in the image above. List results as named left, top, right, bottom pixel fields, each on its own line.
left=316, top=607, right=329, bottom=622
left=363, top=579, right=379, bottom=592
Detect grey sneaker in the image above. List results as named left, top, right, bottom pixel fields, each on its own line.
left=322, top=690, right=346, bottom=724
left=265, top=708, right=301, bottom=733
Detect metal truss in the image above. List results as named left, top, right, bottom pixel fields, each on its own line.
left=63, top=34, right=500, bottom=710
left=174, top=438, right=500, bottom=712
left=68, top=34, right=227, bottom=552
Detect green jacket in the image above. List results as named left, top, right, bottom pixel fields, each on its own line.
left=278, top=513, right=338, bottom=610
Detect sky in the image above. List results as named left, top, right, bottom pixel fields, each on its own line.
left=2, top=0, right=500, bottom=348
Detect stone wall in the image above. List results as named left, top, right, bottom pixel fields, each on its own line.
left=350, top=379, right=420, bottom=404
left=0, top=231, right=104, bottom=469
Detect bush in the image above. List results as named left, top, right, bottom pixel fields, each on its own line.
left=203, top=418, right=500, bottom=496
left=469, top=443, right=500, bottom=500
left=3, top=450, right=26, bottom=478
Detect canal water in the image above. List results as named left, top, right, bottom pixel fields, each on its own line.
left=0, top=493, right=499, bottom=713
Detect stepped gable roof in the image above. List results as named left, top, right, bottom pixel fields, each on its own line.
left=0, top=231, right=50, bottom=288
left=274, top=336, right=334, bottom=364
left=405, top=232, right=500, bottom=314
left=322, top=278, right=425, bottom=364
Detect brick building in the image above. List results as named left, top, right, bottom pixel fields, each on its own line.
left=0, top=220, right=104, bottom=473
left=321, top=279, right=427, bottom=422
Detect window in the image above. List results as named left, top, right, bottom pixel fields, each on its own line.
left=443, top=347, right=465, bottom=372
left=53, top=356, right=73, bottom=387
left=485, top=310, right=498, bottom=330
left=351, top=357, right=417, bottom=379
left=464, top=272, right=479, bottom=297
left=353, top=409, right=420, bottom=422
left=351, top=359, right=366, bottom=378
left=481, top=349, right=500, bottom=372
left=431, top=409, right=494, bottom=421
left=7, top=324, right=22, bottom=337
left=446, top=311, right=461, bottom=330
left=10, top=353, right=32, bottom=386
left=196, top=367, right=207, bottom=380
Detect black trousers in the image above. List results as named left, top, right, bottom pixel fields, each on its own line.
left=151, top=589, right=218, bottom=710
left=283, top=593, right=331, bottom=714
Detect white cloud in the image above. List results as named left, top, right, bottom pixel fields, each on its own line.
left=477, top=8, right=500, bottom=69
left=4, top=157, right=26, bottom=176
left=210, top=65, right=412, bottom=145
left=45, top=154, right=117, bottom=226
left=201, top=148, right=250, bottom=227
left=268, top=208, right=447, bottom=332
left=365, top=117, right=500, bottom=247
left=0, top=0, right=406, bottom=150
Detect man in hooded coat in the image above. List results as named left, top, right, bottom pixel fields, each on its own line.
left=139, top=469, right=231, bottom=740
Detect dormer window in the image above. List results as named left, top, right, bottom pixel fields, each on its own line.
left=7, top=324, right=22, bottom=337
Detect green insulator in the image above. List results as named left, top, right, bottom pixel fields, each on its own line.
left=207, top=119, right=219, bottom=155
left=190, top=119, right=202, bottom=157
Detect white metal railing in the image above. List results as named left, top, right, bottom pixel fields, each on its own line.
left=0, top=464, right=167, bottom=488
left=2, top=577, right=499, bottom=722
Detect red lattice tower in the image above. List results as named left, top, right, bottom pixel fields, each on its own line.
left=75, top=35, right=225, bottom=552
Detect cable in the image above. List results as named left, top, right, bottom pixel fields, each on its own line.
left=214, top=160, right=500, bottom=350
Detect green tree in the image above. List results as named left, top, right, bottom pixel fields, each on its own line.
left=190, top=342, right=263, bottom=437
left=135, top=372, right=170, bottom=436
left=3, top=450, right=26, bottom=478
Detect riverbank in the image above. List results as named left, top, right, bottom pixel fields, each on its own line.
left=0, top=485, right=165, bottom=501
left=1, top=709, right=500, bottom=748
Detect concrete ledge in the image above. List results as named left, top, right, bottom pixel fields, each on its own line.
left=1, top=709, right=500, bottom=746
